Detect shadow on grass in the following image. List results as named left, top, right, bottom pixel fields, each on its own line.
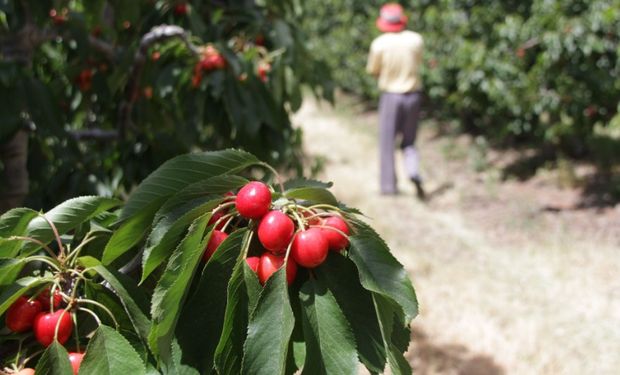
left=500, top=138, right=620, bottom=210
left=408, top=327, right=505, bottom=375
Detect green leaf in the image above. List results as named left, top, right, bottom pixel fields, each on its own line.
left=242, top=268, right=295, bottom=375
left=243, top=261, right=263, bottom=315
left=284, top=187, right=338, bottom=206
left=79, top=257, right=151, bottom=343
left=315, top=253, right=387, bottom=373
left=299, top=277, right=358, bottom=375
left=148, top=214, right=211, bottom=362
left=0, top=258, right=26, bottom=285
left=121, top=150, right=260, bottom=221
left=0, top=207, right=38, bottom=257
left=0, top=276, right=53, bottom=315
left=166, top=339, right=201, bottom=375
left=176, top=229, right=246, bottom=372
left=34, top=341, right=73, bottom=375
left=213, top=232, right=255, bottom=375
left=102, top=197, right=167, bottom=266
left=283, top=178, right=333, bottom=190
left=141, top=199, right=218, bottom=282
left=80, top=325, right=146, bottom=375
left=348, top=221, right=418, bottom=323
left=155, top=175, right=248, bottom=221
left=373, top=295, right=412, bottom=375
left=22, top=196, right=121, bottom=255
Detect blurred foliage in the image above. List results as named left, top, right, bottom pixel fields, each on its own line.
left=0, top=0, right=332, bottom=210
left=302, top=0, right=620, bottom=163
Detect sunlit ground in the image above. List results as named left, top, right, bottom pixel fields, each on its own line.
left=294, top=95, right=620, bottom=375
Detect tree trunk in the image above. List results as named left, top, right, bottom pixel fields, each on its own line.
left=0, top=130, right=29, bottom=213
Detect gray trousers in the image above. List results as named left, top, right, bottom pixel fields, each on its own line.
left=379, top=91, right=422, bottom=194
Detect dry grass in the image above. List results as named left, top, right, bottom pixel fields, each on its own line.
left=293, top=96, right=620, bottom=375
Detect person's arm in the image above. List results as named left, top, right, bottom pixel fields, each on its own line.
left=366, top=42, right=381, bottom=77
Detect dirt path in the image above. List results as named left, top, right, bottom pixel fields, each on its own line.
left=293, top=97, right=620, bottom=375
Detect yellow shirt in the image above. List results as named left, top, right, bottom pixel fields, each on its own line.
left=366, top=30, right=424, bottom=93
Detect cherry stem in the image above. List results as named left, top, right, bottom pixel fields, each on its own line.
left=309, top=224, right=350, bottom=239
left=287, top=207, right=306, bottom=230
left=77, top=298, right=119, bottom=328
left=72, top=312, right=81, bottom=353
left=53, top=308, right=72, bottom=343
left=259, top=162, right=284, bottom=193
left=8, top=236, right=57, bottom=259
left=284, top=229, right=300, bottom=263
left=79, top=307, right=101, bottom=326
left=220, top=216, right=235, bottom=232
left=21, top=350, right=44, bottom=368
left=38, top=213, right=65, bottom=259
left=65, top=233, right=99, bottom=266
left=240, top=230, right=254, bottom=258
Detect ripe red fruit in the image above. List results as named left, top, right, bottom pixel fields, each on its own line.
left=258, top=63, right=271, bottom=82
left=76, top=69, right=93, bottom=92
left=37, top=288, right=63, bottom=310
left=68, top=352, right=84, bottom=375
left=33, top=310, right=73, bottom=347
left=208, top=209, right=226, bottom=229
left=246, top=256, right=260, bottom=273
left=291, top=228, right=329, bottom=268
left=6, top=296, right=42, bottom=332
left=174, top=3, right=188, bottom=16
left=301, top=209, right=322, bottom=226
left=235, top=181, right=271, bottom=219
left=258, top=211, right=294, bottom=253
left=258, top=253, right=297, bottom=285
left=203, top=230, right=229, bottom=262
left=16, top=369, right=35, bottom=375
left=322, top=216, right=350, bottom=251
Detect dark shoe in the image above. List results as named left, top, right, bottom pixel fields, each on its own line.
left=411, top=177, right=426, bottom=200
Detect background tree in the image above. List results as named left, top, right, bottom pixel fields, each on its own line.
left=302, top=0, right=620, bottom=169
left=0, top=0, right=332, bottom=211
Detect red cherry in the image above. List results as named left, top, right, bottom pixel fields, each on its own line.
left=208, top=209, right=226, bottom=229
left=258, top=211, right=295, bottom=253
left=16, top=369, right=35, bottom=375
left=212, top=54, right=226, bottom=70
left=33, top=310, right=73, bottom=347
left=174, top=3, right=188, bottom=16
left=6, top=296, right=42, bottom=332
left=37, top=288, right=63, bottom=310
left=68, top=352, right=84, bottom=375
left=291, top=228, right=329, bottom=268
left=203, top=230, right=229, bottom=262
left=246, top=256, right=260, bottom=273
left=255, top=34, right=265, bottom=46
left=258, top=63, right=271, bottom=82
left=301, top=209, right=322, bottom=226
left=322, top=216, right=350, bottom=251
left=258, top=253, right=297, bottom=285
left=235, top=181, right=272, bottom=219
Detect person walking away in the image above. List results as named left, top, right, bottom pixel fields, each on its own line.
left=366, top=3, right=425, bottom=199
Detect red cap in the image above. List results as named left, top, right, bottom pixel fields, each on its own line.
left=376, top=3, right=407, bottom=33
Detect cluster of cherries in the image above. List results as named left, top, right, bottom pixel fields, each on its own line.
left=202, top=181, right=350, bottom=285
left=5, top=289, right=83, bottom=374
left=191, top=45, right=227, bottom=87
